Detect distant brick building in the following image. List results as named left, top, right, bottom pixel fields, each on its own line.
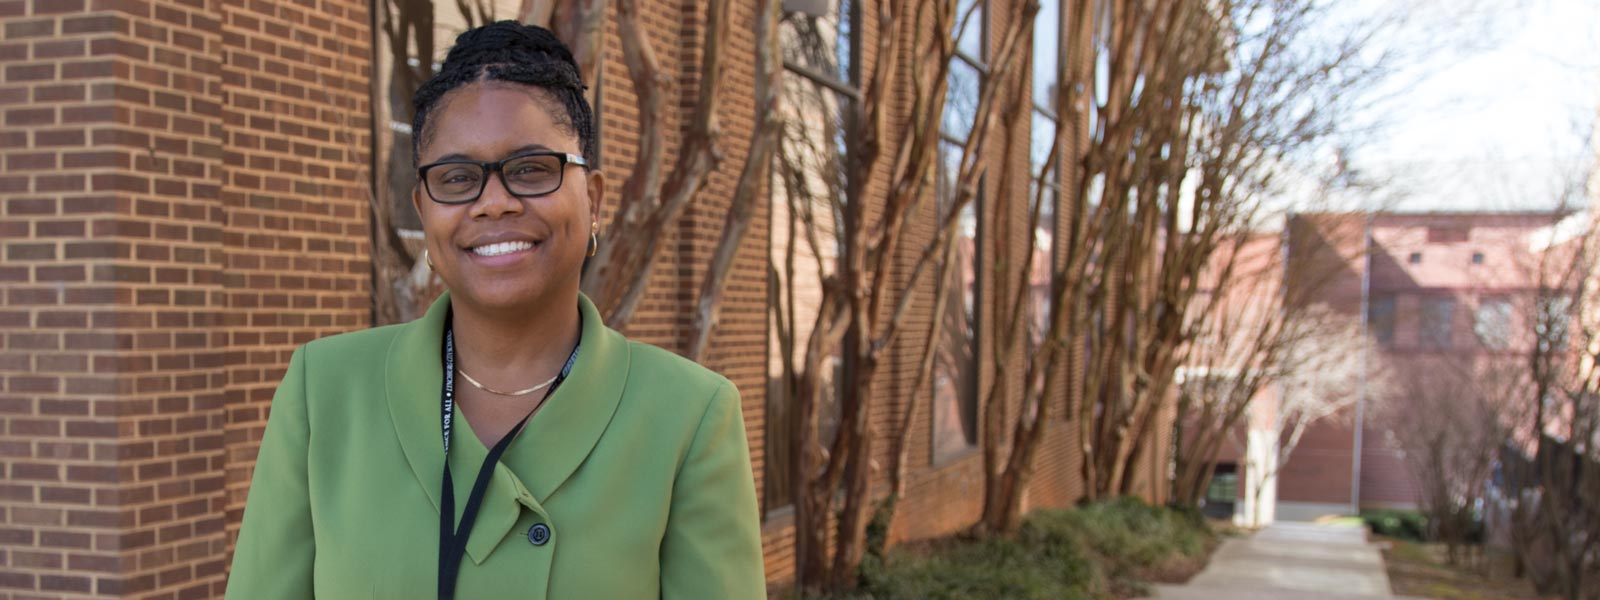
left=0, top=1, right=1177, bottom=598
left=1232, top=212, right=1561, bottom=522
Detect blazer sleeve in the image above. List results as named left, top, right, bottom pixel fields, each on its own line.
left=225, top=346, right=315, bottom=598
left=660, top=381, right=767, bottom=599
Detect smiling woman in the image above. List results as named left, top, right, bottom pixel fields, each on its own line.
left=223, top=21, right=765, bottom=600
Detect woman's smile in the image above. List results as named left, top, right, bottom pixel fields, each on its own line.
left=462, top=232, right=545, bottom=267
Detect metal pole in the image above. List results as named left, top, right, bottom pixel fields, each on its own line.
left=1352, top=215, right=1373, bottom=514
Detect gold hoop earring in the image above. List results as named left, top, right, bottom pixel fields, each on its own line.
left=587, top=231, right=598, bottom=257
left=423, top=248, right=435, bottom=271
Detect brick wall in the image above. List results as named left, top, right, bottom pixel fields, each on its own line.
left=1275, top=212, right=1559, bottom=513
left=1, top=1, right=231, bottom=596
left=214, top=0, right=371, bottom=560
left=0, top=0, right=370, bottom=597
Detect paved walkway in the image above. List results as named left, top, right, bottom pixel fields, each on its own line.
left=1154, top=521, right=1416, bottom=600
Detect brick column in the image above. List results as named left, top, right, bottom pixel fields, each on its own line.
left=2, top=1, right=227, bottom=596
left=0, top=0, right=371, bottom=597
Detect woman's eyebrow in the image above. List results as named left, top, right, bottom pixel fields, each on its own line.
left=431, top=144, right=557, bottom=163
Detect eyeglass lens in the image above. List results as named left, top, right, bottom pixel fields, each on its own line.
left=425, top=154, right=565, bottom=203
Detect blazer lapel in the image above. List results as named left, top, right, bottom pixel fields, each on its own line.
left=386, top=292, right=452, bottom=517
left=385, top=292, right=629, bottom=564
left=507, top=292, right=628, bottom=505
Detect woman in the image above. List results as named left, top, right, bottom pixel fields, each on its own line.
left=225, top=21, right=765, bottom=599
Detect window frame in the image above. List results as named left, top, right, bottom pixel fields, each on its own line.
left=762, top=0, right=864, bottom=519
left=931, top=0, right=990, bottom=465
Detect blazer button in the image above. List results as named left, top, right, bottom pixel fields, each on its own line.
left=527, top=523, right=551, bottom=546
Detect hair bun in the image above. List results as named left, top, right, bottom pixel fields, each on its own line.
left=443, top=20, right=577, bottom=74
left=411, top=20, right=597, bottom=166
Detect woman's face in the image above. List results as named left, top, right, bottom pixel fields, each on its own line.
left=413, top=82, right=603, bottom=313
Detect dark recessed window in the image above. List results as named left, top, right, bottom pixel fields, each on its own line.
left=1422, top=296, right=1456, bottom=348
left=1472, top=252, right=1484, bottom=264
left=1408, top=252, right=1422, bottom=264
left=1368, top=295, right=1396, bottom=345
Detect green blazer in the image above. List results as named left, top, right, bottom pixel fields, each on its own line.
left=225, top=293, right=765, bottom=598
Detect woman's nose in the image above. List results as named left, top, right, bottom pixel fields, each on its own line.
left=470, top=172, right=525, bottom=219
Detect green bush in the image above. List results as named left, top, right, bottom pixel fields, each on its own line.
left=1360, top=509, right=1430, bottom=541
left=808, top=497, right=1215, bottom=600
left=857, top=534, right=1102, bottom=600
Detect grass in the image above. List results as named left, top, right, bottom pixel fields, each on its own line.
left=795, top=497, right=1219, bottom=600
left=1315, top=515, right=1366, bottom=528
left=1378, top=537, right=1549, bottom=600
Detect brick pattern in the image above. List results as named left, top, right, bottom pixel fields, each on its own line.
left=0, top=0, right=369, bottom=597
left=2, top=0, right=228, bottom=596
left=214, top=0, right=372, bottom=568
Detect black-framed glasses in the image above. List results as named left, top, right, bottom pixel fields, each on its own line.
left=417, top=151, right=589, bottom=204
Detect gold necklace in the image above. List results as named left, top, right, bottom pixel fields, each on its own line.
left=457, top=369, right=560, bottom=397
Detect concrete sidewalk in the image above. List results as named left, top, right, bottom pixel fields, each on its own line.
left=1153, top=521, right=1415, bottom=600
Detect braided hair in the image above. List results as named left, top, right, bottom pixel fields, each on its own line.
left=411, top=21, right=597, bottom=166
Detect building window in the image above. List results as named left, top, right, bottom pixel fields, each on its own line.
left=933, top=0, right=987, bottom=462
left=1407, top=252, right=1422, bottom=264
left=1368, top=294, right=1396, bottom=345
left=1537, top=295, right=1572, bottom=350
left=1474, top=297, right=1512, bottom=350
left=1421, top=296, right=1456, bottom=348
left=1202, top=463, right=1238, bottom=519
left=1026, top=0, right=1062, bottom=361
left=765, top=0, right=859, bottom=515
left=1206, top=466, right=1238, bottom=503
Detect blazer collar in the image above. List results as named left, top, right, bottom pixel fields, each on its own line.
left=385, top=291, right=629, bottom=563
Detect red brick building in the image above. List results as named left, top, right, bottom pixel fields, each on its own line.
left=0, top=1, right=1172, bottom=597
left=1257, top=212, right=1560, bottom=520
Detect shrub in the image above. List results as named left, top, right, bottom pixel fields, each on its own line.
left=817, top=497, right=1215, bottom=600
left=1361, top=509, right=1430, bottom=541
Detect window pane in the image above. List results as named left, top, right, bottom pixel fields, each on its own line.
left=781, top=0, right=851, bottom=86
left=1368, top=295, right=1396, bottom=345
left=1206, top=472, right=1237, bottom=502
left=767, top=0, right=857, bottom=513
left=1026, top=186, right=1053, bottom=355
left=934, top=141, right=981, bottom=460
left=1421, top=296, right=1455, bottom=348
left=943, top=59, right=981, bottom=141
left=955, top=0, right=985, bottom=59
left=836, top=0, right=853, bottom=82
left=1538, top=296, right=1571, bottom=349
left=1030, top=111, right=1056, bottom=177
left=1474, top=298, right=1512, bottom=350
left=1026, top=107, right=1055, bottom=356
left=1032, top=0, right=1059, bottom=110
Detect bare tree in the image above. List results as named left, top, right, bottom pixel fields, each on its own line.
left=1506, top=202, right=1600, bottom=600
left=1384, top=354, right=1504, bottom=563
left=1054, top=0, right=1409, bottom=501
left=1241, top=306, right=1374, bottom=528
left=768, top=0, right=1042, bottom=590
left=1168, top=205, right=1377, bottom=511
left=370, top=0, right=447, bottom=325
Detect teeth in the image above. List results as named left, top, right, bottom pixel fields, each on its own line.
left=471, top=241, right=534, bottom=257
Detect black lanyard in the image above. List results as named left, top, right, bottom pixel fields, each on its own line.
left=437, top=314, right=580, bottom=600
